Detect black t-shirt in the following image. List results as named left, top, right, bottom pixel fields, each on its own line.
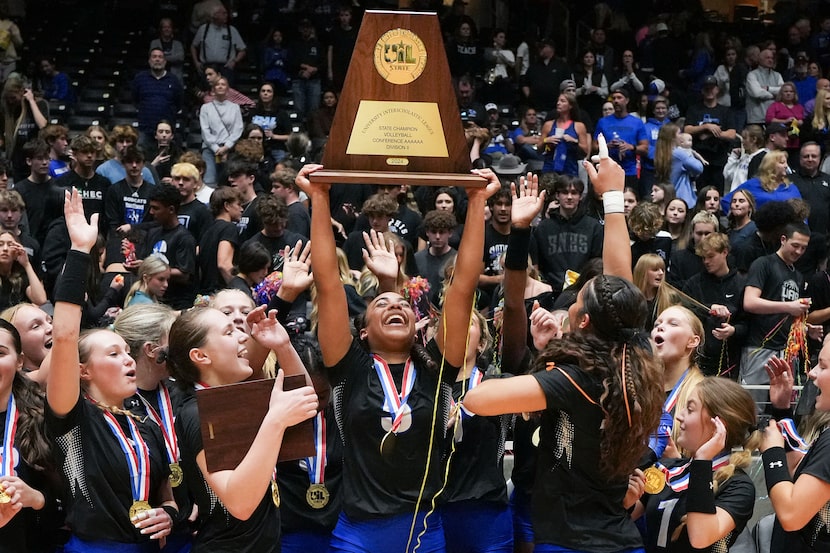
left=642, top=459, right=755, bottom=553
left=14, top=178, right=63, bottom=245
left=104, top=179, right=155, bottom=264
left=442, top=374, right=511, bottom=505
left=285, top=201, right=310, bottom=240
left=805, top=270, right=830, bottom=337
left=45, top=396, right=169, bottom=543
left=531, top=364, right=643, bottom=551
left=140, top=224, right=197, bottom=310
left=178, top=199, right=213, bottom=244
left=198, top=219, right=240, bottom=294
left=745, top=253, right=804, bottom=350
left=176, top=390, right=280, bottom=552
left=242, top=230, right=306, bottom=273
left=237, top=195, right=263, bottom=244
left=277, top=406, right=343, bottom=533
left=771, top=427, right=830, bottom=552
left=54, top=171, right=111, bottom=235
left=684, top=102, right=735, bottom=165
left=327, top=339, right=455, bottom=520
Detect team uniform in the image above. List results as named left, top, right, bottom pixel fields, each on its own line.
left=440, top=369, right=513, bottom=553
left=326, top=340, right=455, bottom=553
left=532, top=363, right=645, bottom=552
left=641, top=457, right=755, bottom=553
left=45, top=396, right=170, bottom=552
left=176, top=388, right=281, bottom=552
left=771, top=427, right=830, bottom=552
left=278, top=407, right=343, bottom=553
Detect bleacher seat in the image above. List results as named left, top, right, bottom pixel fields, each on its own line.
left=113, top=103, right=138, bottom=118
left=67, top=115, right=107, bottom=131
left=74, top=102, right=110, bottom=117
left=80, top=88, right=114, bottom=103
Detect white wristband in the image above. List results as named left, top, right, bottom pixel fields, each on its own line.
left=602, top=191, right=625, bottom=214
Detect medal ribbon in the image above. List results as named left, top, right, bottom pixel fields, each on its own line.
left=137, top=384, right=179, bottom=464
left=1, top=394, right=17, bottom=477
left=101, top=409, right=151, bottom=503
left=453, top=367, right=483, bottom=419
left=305, top=412, right=326, bottom=485
left=663, top=368, right=690, bottom=414
left=372, top=355, right=416, bottom=433
left=778, top=418, right=810, bottom=454
left=657, top=452, right=730, bottom=492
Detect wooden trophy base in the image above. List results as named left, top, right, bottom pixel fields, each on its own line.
left=309, top=169, right=485, bottom=188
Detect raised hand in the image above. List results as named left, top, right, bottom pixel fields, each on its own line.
left=362, top=229, right=399, bottom=284
left=294, top=163, right=327, bottom=196
left=64, top=188, right=98, bottom=253
left=529, top=302, right=562, bottom=351
left=250, top=307, right=291, bottom=351
left=584, top=134, right=625, bottom=197
left=469, top=168, right=503, bottom=202
left=765, top=356, right=795, bottom=410
left=279, top=240, right=313, bottom=301
left=510, top=172, right=546, bottom=228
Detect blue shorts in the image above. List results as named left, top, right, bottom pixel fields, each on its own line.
left=509, top=488, right=534, bottom=545
left=440, top=500, right=512, bottom=553
left=282, top=529, right=331, bottom=553
left=65, top=535, right=159, bottom=553
left=534, top=546, right=645, bottom=553
left=329, top=511, right=446, bottom=553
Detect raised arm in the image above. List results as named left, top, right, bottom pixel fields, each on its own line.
left=437, top=169, right=500, bottom=367
left=502, top=173, right=545, bottom=370
left=584, top=134, right=631, bottom=280
left=47, top=189, right=99, bottom=416
left=295, top=164, right=352, bottom=366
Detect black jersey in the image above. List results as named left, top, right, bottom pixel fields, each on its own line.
left=277, top=406, right=343, bottom=533
left=531, top=364, right=643, bottom=552
left=45, top=396, right=170, bottom=543
left=442, top=372, right=511, bottom=505
left=771, top=427, right=830, bottom=553
left=745, top=253, right=804, bottom=350
left=175, top=390, right=280, bottom=553
left=327, top=339, right=455, bottom=520
left=642, top=458, right=755, bottom=553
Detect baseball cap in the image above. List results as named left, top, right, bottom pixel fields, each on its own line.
left=485, top=102, right=498, bottom=112
left=765, top=122, right=788, bottom=136
left=560, top=79, right=577, bottom=92
left=612, top=87, right=630, bottom=99
left=702, top=75, right=718, bottom=88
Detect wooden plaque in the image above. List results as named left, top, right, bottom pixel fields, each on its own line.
left=319, top=10, right=484, bottom=187
left=197, top=374, right=329, bottom=473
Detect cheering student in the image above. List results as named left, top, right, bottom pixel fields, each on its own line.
left=632, top=377, right=758, bottom=553
left=295, top=162, right=500, bottom=553
left=47, top=188, right=177, bottom=550
left=464, top=135, right=665, bottom=553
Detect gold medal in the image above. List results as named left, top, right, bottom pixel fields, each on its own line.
left=271, top=480, right=280, bottom=507
left=379, top=430, right=397, bottom=458
left=306, top=483, right=330, bottom=509
left=0, top=487, right=10, bottom=504
left=643, top=466, right=666, bottom=495
left=129, top=500, right=152, bottom=520
left=169, top=462, right=183, bottom=488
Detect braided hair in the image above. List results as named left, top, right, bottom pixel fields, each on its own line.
left=535, top=275, right=664, bottom=479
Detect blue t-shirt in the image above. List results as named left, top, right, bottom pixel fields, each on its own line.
left=594, top=114, right=647, bottom=176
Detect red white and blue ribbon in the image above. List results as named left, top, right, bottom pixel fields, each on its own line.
left=454, top=366, right=484, bottom=419
left=663, top=368, right=690, bottom=414
left=778, top=418, right=810, bottom=454
left=137, top=384, right=180, bottom=464
left=305, top=412, right=326, bottom=484
left=101, top=409, right=151, bottom=503
left=372, top=355, right=416, bottom=433
left=657, top=452, right=731, bottom=492
left=1, top=394, right=17, bottom=476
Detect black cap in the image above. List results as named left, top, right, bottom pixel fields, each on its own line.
left=702, top=75, right=718, bottom=88
left=765, top=122, right=788, bottom=136
left=612, top=87, right=630, bottom=99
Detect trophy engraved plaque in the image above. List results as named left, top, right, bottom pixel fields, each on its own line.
left=314, top=10, right=484, bottom=187
left=198, top=374, right=330, bottom=473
